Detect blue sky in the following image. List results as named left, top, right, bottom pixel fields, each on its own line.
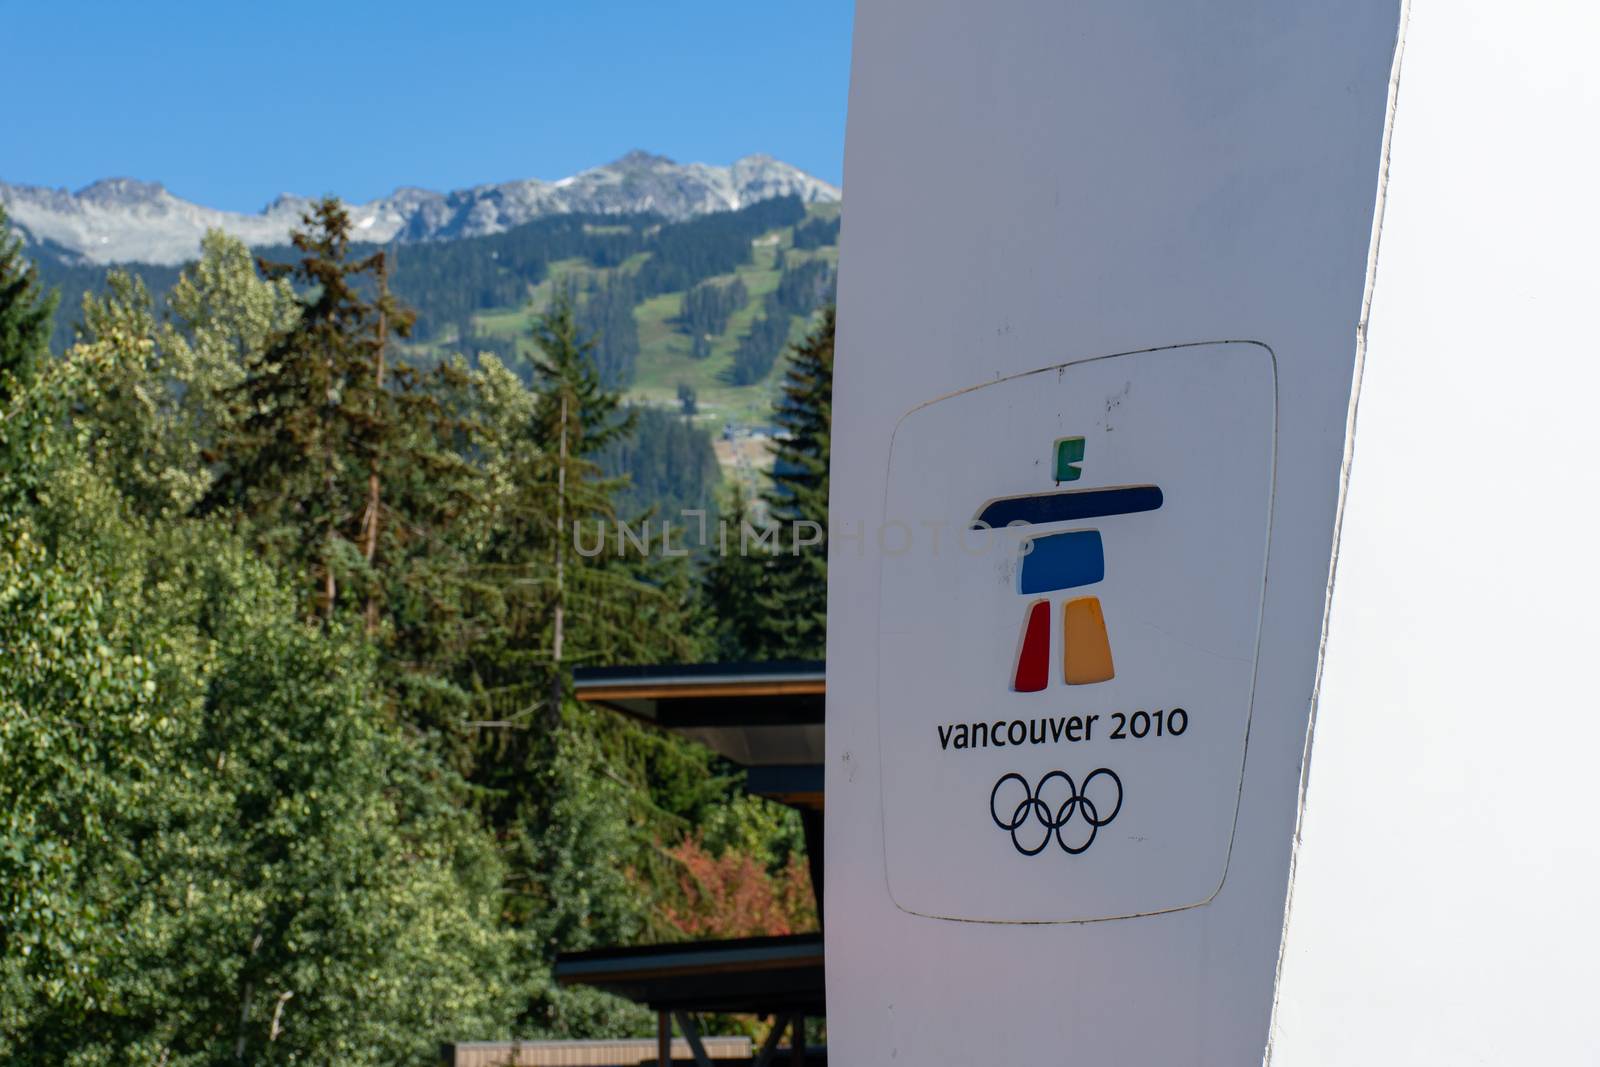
left=3, top=0, right=854, bottom=211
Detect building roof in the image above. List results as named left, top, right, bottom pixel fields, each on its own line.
left=554, top=933, right=825, bottom=1016
left=573, top=661, right=824, bottom=780
left=563, top=664, right=828, bottom=1025
left=572, top=659, right=824, bottom=694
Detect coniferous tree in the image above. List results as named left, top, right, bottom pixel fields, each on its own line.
left=751, top=307, right=832, bottom=659
left=702, top=487, right=770, bottom=660
left=467, top=291, right=705, bottom=718
left=0, top=207, right=59, bottom=482
left=704, top=308, right=833, bottom=661
left=728, top=261, right=836, bottom=387
left=203, top=198, right=448, bottom=625
left=678, top=277, right=748, bottom=350
left=460, top=300, right=710, bottom=1031
left=600, top=405, right=719, bottom=519
left=792, top=213, right=841, bottom=251
left=576, top=275, right=641, bottom=389
left=530, top=290, right=631, bottom=711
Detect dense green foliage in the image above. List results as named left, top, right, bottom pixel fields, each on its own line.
left=0, top=200, right=828, bottom=1063
left=0, top=319, right=512, bottom=1066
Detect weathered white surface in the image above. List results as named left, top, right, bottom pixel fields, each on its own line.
left=1269, top=3, right=1600, bottom=1062
left=828, top=2, right=1400, bottom=1062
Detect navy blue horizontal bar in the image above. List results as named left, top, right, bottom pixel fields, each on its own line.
left=973, top=485, right=1163, bottom=529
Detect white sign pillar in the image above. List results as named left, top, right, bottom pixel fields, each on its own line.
left=828, top=2, right=1403, bottom=1063
left=830, top=1, right=1600, bottom=1062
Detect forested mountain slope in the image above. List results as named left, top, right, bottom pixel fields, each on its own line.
left=29, top=196, right=840, bottom=515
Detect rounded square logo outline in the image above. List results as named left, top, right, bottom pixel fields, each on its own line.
left=873, top=340, right=1280, bottom=924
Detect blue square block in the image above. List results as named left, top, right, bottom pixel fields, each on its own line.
left=1019, top=530, right=1105, bottom=594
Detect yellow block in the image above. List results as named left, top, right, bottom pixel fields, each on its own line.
left=1063, top=596, right=1115, bottom=685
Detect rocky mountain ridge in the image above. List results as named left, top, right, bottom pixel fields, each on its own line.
left=1, top=151, right=839, bottom=266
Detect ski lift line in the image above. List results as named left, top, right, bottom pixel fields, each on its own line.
left=972, top=485, right=1164, bottom=530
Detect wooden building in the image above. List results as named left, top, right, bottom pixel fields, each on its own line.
left=555, top=661, right=827, bottom=1067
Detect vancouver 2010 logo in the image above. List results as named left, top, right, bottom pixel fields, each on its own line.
left=972, top=436, right=1163, bottom=691
left=976, top=437, right=1155, bottom=856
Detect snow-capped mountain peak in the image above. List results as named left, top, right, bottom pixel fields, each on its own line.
left=0, top=151, right=840, bottom=266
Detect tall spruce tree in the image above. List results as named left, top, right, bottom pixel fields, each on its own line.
left=465, top=290, right=705, bottom=723
left=461, top=299, right=710, bottom=1032
left=0, top=207, right=59, bottom=484
left=749, top=307, right=833, bottom=660
left=203, top=198, right=445, bottom=625
left=530, top=290, right=633, bottom=711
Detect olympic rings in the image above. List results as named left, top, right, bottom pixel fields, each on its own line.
left=989, top=768, right=1123, bottom=856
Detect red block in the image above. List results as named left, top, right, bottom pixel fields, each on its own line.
left=1012, top=599, right=1051, bottom=692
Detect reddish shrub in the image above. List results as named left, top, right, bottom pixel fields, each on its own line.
left=660, top=837, right=818, bottom=939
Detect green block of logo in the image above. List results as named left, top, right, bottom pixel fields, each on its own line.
left=1054, top=436, right=1086, bottom=482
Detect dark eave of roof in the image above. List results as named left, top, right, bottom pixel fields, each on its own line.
left=573, top=661, right=826, bottom=795
left=574, top=662, right=824, bottom=731
left=574, top=660, right=824, bottom=684
left=573, top=661, right=824, bottom=706
left=554, top=933, right=824, bottom=1015
left=745, top=765, right=825, bottom=811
